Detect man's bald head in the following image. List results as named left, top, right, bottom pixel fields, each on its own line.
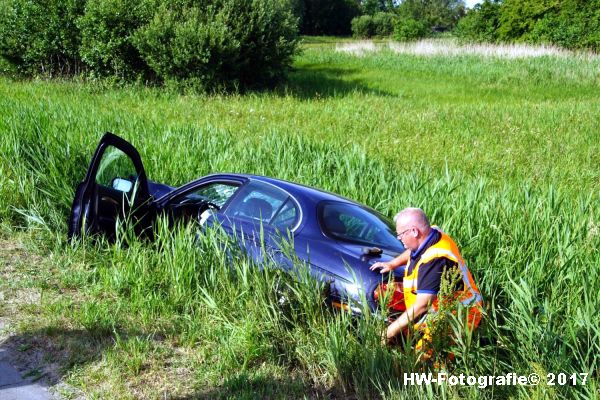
left=393, top=208, right=430, bottom=231
left=393, top=208, right=431, bottom=250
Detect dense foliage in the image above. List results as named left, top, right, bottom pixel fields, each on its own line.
left=397, top=0, right=466, bottom=32
left=352, top=0, right=466, bottom=40
left=78, top=0, right=156, bottom=80
left=351, top=12, right=396, bottom=38
left=454, top=0, right=502, bottom=43
left=0, top=0, right=85, bottom=76
left=320, top=0, right=600, bottom=51
left=361, top=0, right=395, bottom=15
left=299, top=0, right=361, bottom=35
left=393, top=17, right=429, bottom=41
left=351, top=15, right=375, bottom=38
left=372, top=11, right=396, bottom=36
left=0, top=0, right=299, bottom=89
left=133, top=0, right=298, bottom=90
left=456, top=0, right=600, bottom=51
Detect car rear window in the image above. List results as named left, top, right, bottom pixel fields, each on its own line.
left=319, top=202, right=404, bottom=253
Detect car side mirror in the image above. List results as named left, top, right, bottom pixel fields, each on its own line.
left=112, top=178, right=133, bottom=193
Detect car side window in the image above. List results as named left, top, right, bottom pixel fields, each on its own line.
left=225, top=181, right=299, bottom=229
left=339, top=214, right=368, bottom=237
left=320, top=202, right=404, bottom=253
left=182, top=182, right=239, bottom=208
left=271, top=197, right=299, bottom=230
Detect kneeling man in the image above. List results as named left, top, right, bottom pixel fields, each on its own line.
left=370, top=207, right=483, bottom=349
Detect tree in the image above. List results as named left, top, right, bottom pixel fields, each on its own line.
left=454, top=0, right=600, bottom=51
left=300, top=0, right=361, bottom=35
left=497, top=0, right=557, bottom=41
left=524, top=0, right=600, bottom=51
left=0, top=0, right=85, bottom=76
left=397, top=0, right=466, bottom=31
left=361, top=0, right=395, bottom=15
left=454, top=0, right=502, bottom=42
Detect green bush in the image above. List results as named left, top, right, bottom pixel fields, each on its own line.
left=351, top=15, right=375, bottom=38
left=454, top=0, right=501, bottom=43
left=455, top=0, right=600, bottom=52
left=526, top=13, right=571, bottom=47
left=394, top=18, right=428, bottom=41
left=133, top=0, right=298, bottom=91
left=397, top=0, right=465, bottom=32
left=0, top=0, right=85, bottom=76
left=372, top=12, right=396, bottom=37
left=1, top=0, right=299, bottom=89
left=352, top=12, right=395, bottom=38
left=497, top=0, right=557, bottom=42
left=77, top=0, right=157, bottom=80
left=525, top=0, right=600, bottom=52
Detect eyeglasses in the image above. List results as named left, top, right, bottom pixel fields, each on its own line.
left=396, top=228, right=412, bottom=240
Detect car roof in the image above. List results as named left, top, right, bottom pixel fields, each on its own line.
left=232, top=173, right=360, bottom=206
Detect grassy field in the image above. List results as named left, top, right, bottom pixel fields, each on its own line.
left=1, top=39, right=599, bottom=399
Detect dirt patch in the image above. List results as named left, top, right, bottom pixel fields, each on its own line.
left=0, top=238, right=82, bottom=398
left=0, top=240, right=25, bottom=281
left=0, top=238, right=45, bottom=286
left=0, top=239, right=44, bottom=338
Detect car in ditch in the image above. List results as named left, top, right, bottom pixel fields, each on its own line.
left=68, top=133, right=407, bottom=314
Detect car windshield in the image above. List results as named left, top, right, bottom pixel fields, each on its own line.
left=181, top=182, right=239, bottom=208
left=319, top=202, right=404, bottom=253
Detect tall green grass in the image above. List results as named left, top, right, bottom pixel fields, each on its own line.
left=0, top=41, right=599, bottom=398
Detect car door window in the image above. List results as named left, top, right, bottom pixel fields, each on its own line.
left=224, top=181, right=298, bottom=227
left=95, top=146, right=138, bottom=195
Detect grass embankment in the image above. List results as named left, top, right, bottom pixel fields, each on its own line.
left=0, top=40, right=599, bottom=399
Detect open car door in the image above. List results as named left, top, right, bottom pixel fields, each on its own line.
left=68, top=132, right=154, bottom=240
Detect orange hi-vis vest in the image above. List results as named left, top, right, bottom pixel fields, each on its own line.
left=403, top=227, right=483, bottom=330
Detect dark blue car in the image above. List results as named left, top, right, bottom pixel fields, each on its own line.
left=69, top=133, right=407, bottom=314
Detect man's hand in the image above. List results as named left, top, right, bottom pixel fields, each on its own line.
left=370, top=261, right=394, bottom=273
left=382, top=293, right=435, bottom=345
left=381, top=328, right=389, bottom=345
left=370, top=250, right=410, bottom=274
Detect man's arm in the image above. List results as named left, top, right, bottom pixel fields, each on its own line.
left=385, top=293, right=435, bottom=343
left=369, top=249, right=410, bottom=273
